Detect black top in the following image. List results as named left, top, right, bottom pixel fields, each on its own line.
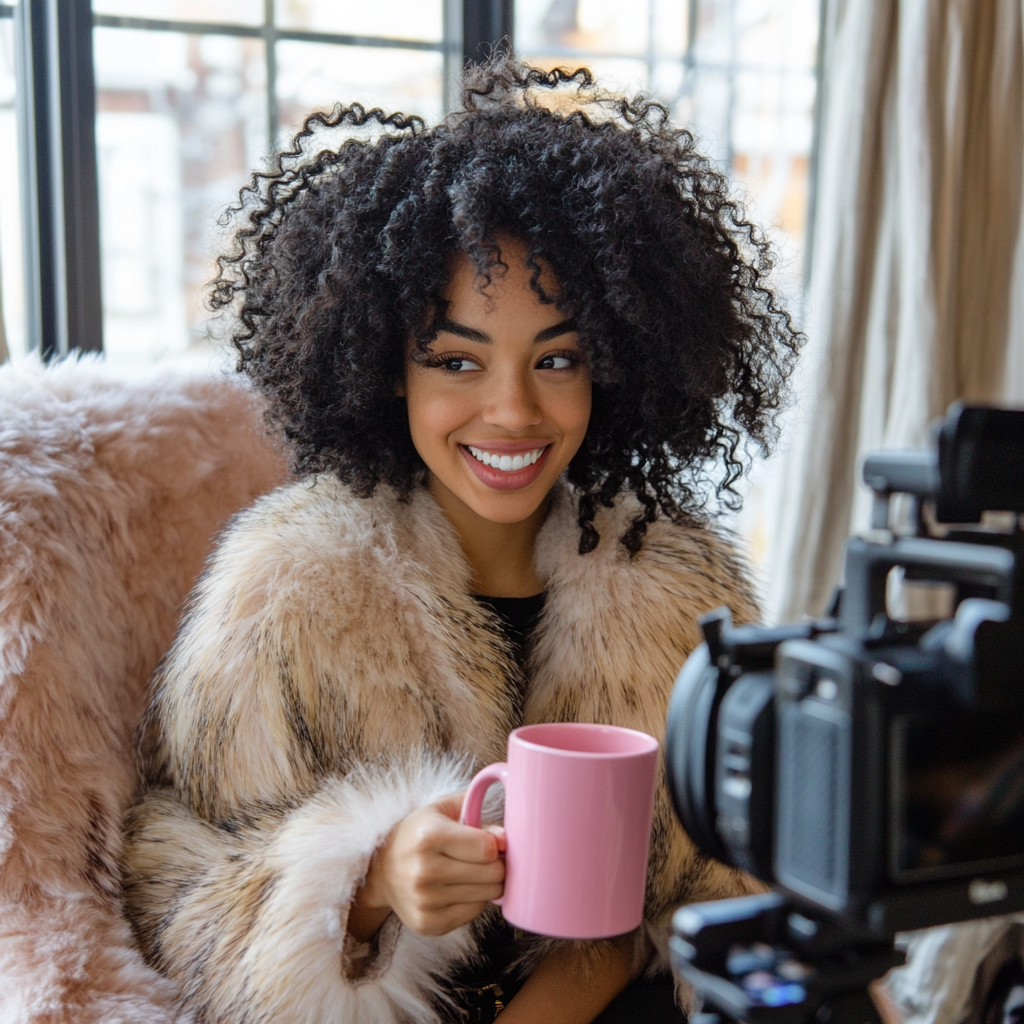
left=473, top=592, right=546, bottom=669
left=474, top=592, right=545, bottom=727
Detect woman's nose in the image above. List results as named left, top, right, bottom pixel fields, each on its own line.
left=481, top=366, right=543, bottom=431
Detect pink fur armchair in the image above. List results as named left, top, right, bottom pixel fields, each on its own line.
left=0, top=358, right=287, bottom=1022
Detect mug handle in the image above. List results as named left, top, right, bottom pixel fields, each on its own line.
left=459, top=762, right=509, bottom=906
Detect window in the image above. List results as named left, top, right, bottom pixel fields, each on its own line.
left=91, top=0, right=449, bottom=364
left=0, top=1, right=820, bottom=365
left=515, top=0, right=822, bottom=569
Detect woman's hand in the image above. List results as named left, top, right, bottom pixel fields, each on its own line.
left=348, top=792, right=505, bottom=941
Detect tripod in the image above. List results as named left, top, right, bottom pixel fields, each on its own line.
left=670, top=893, right=905, bottom=1024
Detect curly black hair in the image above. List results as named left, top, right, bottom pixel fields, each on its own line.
left=212, top=55, right=802, bottom=554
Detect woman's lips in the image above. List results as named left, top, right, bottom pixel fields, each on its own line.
left=459, top=443, right=551, bottom=490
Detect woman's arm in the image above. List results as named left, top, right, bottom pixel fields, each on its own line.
left=346, top=798, right=643, bottom=1024
left=499, top=932, right=641, bottom=1024
left=124, top=760, right=480, bottom=1024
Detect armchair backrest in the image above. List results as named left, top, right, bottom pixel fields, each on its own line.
left=0, top=357, right=287, bottom=1022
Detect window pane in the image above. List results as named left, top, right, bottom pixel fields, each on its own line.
left=276, top=41, right=443, bottom=143
left=94, top=27, right=269, bottom=363
left=554, top=56, right=649, bottom=95
left=516, top=0, right=657, bottom=58
left=93, top=0, right=264, bottom=27
left=0, top=10, right=25, bottom=361
left=672, top=67, right=733, bottom=163
left=275, top=0, right=443, bottom=43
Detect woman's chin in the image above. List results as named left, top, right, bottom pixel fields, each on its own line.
left=462, top=485, right=552, bottom=526
left=427, top=469, right=554, bottom=528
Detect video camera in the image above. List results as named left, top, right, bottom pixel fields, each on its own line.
left=665, top=405, right=1024, bottom=1024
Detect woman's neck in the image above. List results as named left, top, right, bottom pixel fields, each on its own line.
left=426, top=476, right=548, bottom=597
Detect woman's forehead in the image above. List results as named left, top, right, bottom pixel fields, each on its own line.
left=443, top=238, right=560, bottom=301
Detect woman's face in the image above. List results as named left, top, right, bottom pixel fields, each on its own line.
left=402, top=240, right=591, bottom=527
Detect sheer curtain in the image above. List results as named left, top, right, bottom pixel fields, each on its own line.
left=760, top=0, right=1024, bottom=623
left=0, top=253, right=7, bottom=364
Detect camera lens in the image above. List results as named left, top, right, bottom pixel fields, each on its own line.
left=665, top=642, right=732, bottom=865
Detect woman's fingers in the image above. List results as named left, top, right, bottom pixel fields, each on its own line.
left=433, top=791, right=467, bottom=821
left=432, top=791, right=506, bottom=852
left=436, top=821, right=504, bottom=864
left=417, top=881, right=505, bottom=908
left=415, top=802, right=504, bottom=864
left=375, top=797, right=508, bottom=935
left=483, top=824, right=507, bottom=851
left=407, top=846, right=505, bottom=887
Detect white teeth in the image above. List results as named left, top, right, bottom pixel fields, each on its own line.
left=467, top=446, right=546, bottom=471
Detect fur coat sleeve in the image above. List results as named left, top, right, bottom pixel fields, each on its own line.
left=123, top=475, right=761, bottom=1023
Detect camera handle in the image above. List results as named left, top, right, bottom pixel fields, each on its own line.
left=839, top=535, right=1015, bottom=639
left=670, top=893, right=905, bottom=1024
left=688, top=990, right=884, bottom=1024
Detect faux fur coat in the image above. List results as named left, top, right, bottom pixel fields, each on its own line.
left=123, top=472, right=761, bottom=1024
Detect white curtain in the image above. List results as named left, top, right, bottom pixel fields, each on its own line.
left=760, top=0, right=1024, bottom=623
left=0, top=248, right=7, bottom=365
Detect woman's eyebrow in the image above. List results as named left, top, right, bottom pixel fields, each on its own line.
left=434, top=317, right=578, bottom=343
left=533, top=319, right=578, bottom=343
left=435, top=318, right=489, bottom=342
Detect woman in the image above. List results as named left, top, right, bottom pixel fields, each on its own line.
left=123, top=57, right=801, bottom=1023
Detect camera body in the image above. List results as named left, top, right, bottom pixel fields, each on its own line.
left=667, top=405, right=1024, bottom=936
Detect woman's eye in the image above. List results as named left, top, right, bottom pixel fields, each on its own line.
left=537, top=354, right=575, bottom=370
left=443, top=356, right=482, bottom=372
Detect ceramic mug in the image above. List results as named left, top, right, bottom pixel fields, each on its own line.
left=459, top=722, right=660, bottom=939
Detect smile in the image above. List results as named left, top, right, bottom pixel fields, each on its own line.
left=466, top=446, right=546, bottom=471
left=459, top=443, right=552, bottom=491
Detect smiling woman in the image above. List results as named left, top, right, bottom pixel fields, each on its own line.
left=401, top=240, right=592, bottom=595
left=122, top=55, right=799, bottom=1024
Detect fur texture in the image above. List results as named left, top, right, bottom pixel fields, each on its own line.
left=125, top=474, right=762, bottom=1023
left=0, top=357, right=287, bottom=1022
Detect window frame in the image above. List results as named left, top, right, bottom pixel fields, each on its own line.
left=12, top=0, right=102, bottom=358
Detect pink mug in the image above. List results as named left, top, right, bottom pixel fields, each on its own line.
left=460, top=722, right=660, bottom=939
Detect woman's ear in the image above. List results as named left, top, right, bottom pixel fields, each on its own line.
left=396, top=378, right=406, bottom=398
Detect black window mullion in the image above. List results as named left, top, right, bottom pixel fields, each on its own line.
left=15, top=0, right=102, bottom=357
left=462, top=0, right=512, bottom=67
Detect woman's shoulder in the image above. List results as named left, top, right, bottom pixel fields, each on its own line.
left=202, top=474, right=401, bottom=589
left=537, top=485, right=760, bottom=624
left=144, top=477, right=430, bottom=816
left=223, top=473, right=390, bottom=546
left=639, top=514, right=761, bottom=624
left=156, top=476, right=427, bottom=672
left=636, top=507, right=756, bottom=584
